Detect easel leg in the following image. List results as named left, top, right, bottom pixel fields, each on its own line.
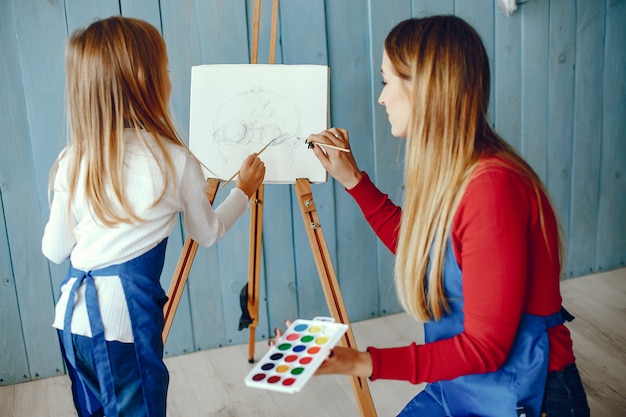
left=246, top=185, right=264, bottom=362
left=294, top=179, right=378, bottom=417
left=162, top=179, right=221, bottom=343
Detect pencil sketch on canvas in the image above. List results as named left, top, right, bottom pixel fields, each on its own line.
left=212, top=88, right=301, bottom=165
left=189, top=64, right=329, bottom=184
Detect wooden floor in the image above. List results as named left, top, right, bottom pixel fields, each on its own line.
left=1, top=268, right=624, bottom=416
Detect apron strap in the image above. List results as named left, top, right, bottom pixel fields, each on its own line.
left=84, top=272, right=118, bottom=417
left=63, top=269, right=119, bottom=417
left=62, top=275, right=84, bottom=370
left=62, top=275, right=101, bottom=415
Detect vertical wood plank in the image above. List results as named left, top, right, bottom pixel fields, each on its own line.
left=120, top=0, right=162, bottom=29
left=269, top=0, right=330, bottom=334
left=547, top=0, right=576, bottom=253
left=64, top=0, right=120, bottom=33
left=0, top=189, right=30, bottom=386
left=568, top=0, right=605, bottom=276
left=411, top=0, right=454, bottom=16
left=196, top=0, right=249, bottom=64
left=185, top=0, right=251, bottom=352
left=324, top=0, right=379, bottom=322
left=596, top=0, right=626, bottom=272
left=369, top=0, right=412, bottom=316
left=8, top=0, right=70, bottom=381
left=158, top=0, right=204, bottom=355
left=520, top=0, right=550, bottom=180
left=13, top=0, right=71, bottom=303
left=494, top=4, right=522, bottom=151
left=211, top=197, right=257, bottom=347
left=0, top=1, right=31, bottom=387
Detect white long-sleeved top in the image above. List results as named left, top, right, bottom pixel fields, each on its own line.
left=42, top=129, right=249, bottom=341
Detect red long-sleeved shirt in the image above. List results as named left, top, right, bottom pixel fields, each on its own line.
left=346, top=157, right=576, bottom=384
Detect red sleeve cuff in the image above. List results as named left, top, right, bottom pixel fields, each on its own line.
left=345, top=172, right=378, bottom=204
left=367, top=343, right=420, bottom=384
left=344, top=172, right=401, bottom=252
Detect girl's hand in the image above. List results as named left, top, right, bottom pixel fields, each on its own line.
left=315, top=346, right=373, bottom=378
left=236, top=153, right=265, bottom=198
left=306, top=128, right=362, bottom=189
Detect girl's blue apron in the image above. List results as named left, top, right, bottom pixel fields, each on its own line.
left=398, top=241, right=566, bottom=417
left=58, top=238, right=169, bottom=417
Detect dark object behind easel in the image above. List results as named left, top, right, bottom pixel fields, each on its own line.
left=238, top=283, right=253, bottom=330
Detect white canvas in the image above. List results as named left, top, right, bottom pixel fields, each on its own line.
left=189, top=64, right=329, bottom=184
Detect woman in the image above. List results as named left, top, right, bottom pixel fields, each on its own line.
left=305, top=15, right=589, bottom=417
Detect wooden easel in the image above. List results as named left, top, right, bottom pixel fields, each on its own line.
left=162, top=1, right=377, bottom=416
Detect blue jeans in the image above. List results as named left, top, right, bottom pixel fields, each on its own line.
left=72, top=334, right=147, bottom=417
left=397, top=363, right=590, bottom=417
left=541, top=363, right=590, bottom=416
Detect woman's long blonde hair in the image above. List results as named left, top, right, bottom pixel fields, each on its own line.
left=388, top=16, right=561, bottom=322
left=50, top=16, right=187, bottom=226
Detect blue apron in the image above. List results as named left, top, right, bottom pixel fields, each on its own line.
left=398, top=241, right=565, bottom=417
left=58, top=239, right=169, bottom=417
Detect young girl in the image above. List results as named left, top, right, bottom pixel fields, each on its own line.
left=42, top=16, right=265, bottom=417
left=305, top=16, right=589, bottom=417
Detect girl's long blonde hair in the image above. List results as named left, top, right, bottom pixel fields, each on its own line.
left=50, top=16, right=187, bottom=226
left=388, top=16, right=561, bottom=322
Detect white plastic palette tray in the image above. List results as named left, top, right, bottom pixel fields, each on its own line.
left=244, top=317, right=348, bottom=394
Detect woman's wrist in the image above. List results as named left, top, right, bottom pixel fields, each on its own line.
left=356, top=350, right=374, bottom=378
left=341, top=171, right=363, bottom=190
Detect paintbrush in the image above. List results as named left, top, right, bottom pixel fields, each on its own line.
left=305, top=140, right=351, bottom=153
left=222, top=137, right=278, bottom=186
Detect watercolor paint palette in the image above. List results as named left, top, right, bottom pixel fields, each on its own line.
left=244, top=317, right=348, bottom=394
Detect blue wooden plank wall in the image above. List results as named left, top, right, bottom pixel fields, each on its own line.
left=0, top=0, right=624, bottom=386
